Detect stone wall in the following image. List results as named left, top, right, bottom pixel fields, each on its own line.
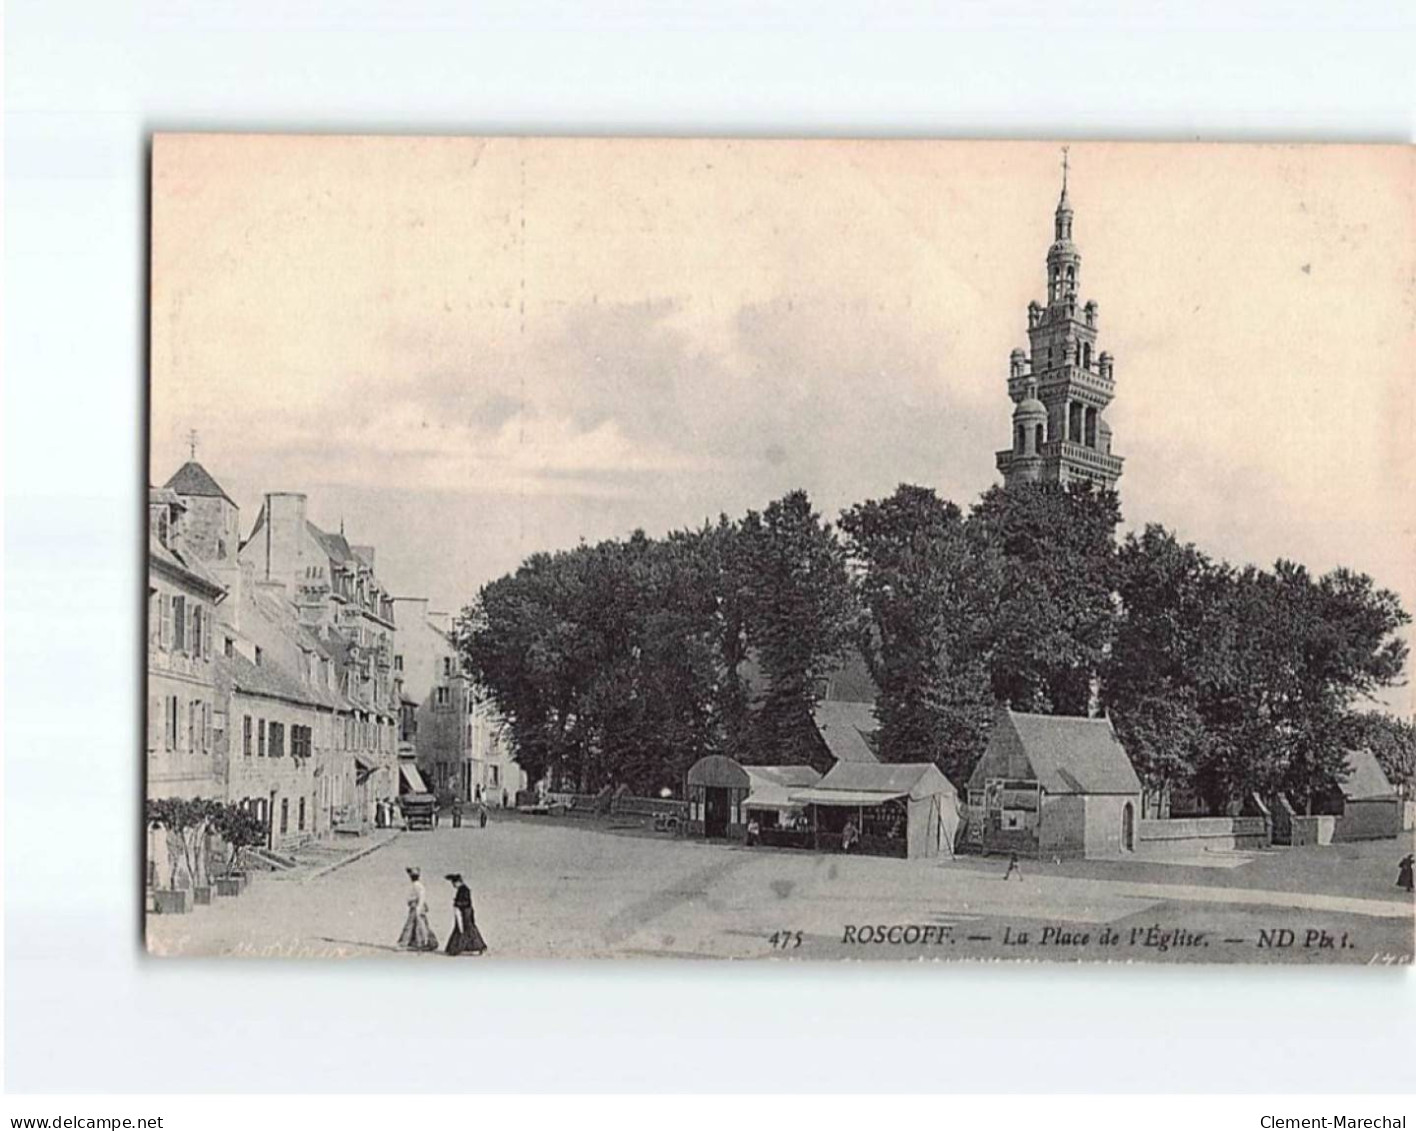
left=1138, top=815, right=1270, bottom=857
left=1286, top=815, right=1336, bottom=846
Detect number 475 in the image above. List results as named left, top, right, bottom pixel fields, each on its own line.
left=768, top=931, right=803, bottom=950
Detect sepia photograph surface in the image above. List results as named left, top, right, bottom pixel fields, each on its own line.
left=145, top=135, right=1414, bottom=963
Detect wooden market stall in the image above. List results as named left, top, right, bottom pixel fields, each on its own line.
left=791, top=762, right=960, bottom=859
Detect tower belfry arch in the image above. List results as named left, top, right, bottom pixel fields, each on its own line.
left=995, top=155, right=1123, bottom=491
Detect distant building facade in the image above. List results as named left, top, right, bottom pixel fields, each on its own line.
left=240, top=492, right=399, bottom=817
left=214, top=579, right=358, bottom=848
left=391, top=597, right=524, bottom=805
left=147, top=487, right=228, bottom=801
left=996, top=161, right=1123, bottom=491
left=149, top=460, right=406, bottom=844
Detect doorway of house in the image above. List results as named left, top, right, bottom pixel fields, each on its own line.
left=704, top=787, right=730, bottom=838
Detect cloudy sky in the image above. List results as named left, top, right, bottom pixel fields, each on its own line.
left=151, top=136, right=1414, bottom=711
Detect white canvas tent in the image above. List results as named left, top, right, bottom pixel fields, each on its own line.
left=742, top=765, right=821, bottom=822
left=792, top=762, right=960, bottom=858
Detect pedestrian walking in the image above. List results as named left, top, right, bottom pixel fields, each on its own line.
left=1003, top=852, right=1022, bottom=881
left=397, top=867, right=439, bottom=952
left=479, top=804, right=488, bottom=830
left=444, top=873, right=488, bottom=956
left=451, top=798, right=463, bottom=828
left=502, top=789, right=509, bottom=809
left=745, top=817, right=760, bottom=847
left=1398, top=853, right=1414, bottom=894
left=841, top=821, right=858, bottom=853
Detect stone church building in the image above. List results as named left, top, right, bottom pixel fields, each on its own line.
left=995, top=157, right=1124, bottom=491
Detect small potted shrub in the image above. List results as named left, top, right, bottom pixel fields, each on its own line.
left=147, top=798, right=192, bottom=914
left=147, top=797, right=217, bottom=911
left=213, top=803, right=265, bottom=897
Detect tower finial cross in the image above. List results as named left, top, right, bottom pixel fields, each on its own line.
left=188, top=428, right=199, bottom=461
left=1061, top=145, right=1070, bottom=192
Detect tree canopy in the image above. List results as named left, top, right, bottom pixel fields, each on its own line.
left=460, top=480, right=1409, bottom=811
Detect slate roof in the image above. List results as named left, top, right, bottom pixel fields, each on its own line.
left=818, top=650, right=879, bottom=703
left=217, top=651, right=330, bottom=711
left=164, top=461, right=236, bottom=505
left=248, top=586, right=334, bottom=660
left=149, top=532, right=226, bottom=599
left=741, top=649, right=881, bottom=704
left=307, top=521, right=355, bottom=565
left=1340, top=746, right=1396, bottom=801
left=988, top=710, right=1142, bottom=795
left=812, top=700, right=880, bottom=764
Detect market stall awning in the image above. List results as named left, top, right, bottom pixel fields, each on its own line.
left=743, top=786, right=803, bottom=810
left=399, top=763, right=428, bottom=794
left=791, top=788, right=908, bottom=807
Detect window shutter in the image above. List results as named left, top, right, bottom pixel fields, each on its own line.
left=160, top=596, right=171, bottom=651
left=203, top=609, right=212, bottom=660
left=204, top=702, right=213, bottom=751
left=148, top=693, right=162, bottom=751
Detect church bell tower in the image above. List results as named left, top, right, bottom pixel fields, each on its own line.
left=996, top=152, right=1123, bottom=491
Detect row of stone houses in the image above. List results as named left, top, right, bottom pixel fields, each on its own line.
left=388, top=595, right=524, bottom=806
left=146, top=459, right=523, bottom=854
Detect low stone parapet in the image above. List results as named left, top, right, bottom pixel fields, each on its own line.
left=1138, top=816, right=1270, bottom=858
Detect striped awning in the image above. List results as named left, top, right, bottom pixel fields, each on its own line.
left=399, top=763, right=429, bottom=793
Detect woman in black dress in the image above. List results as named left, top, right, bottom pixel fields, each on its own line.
left=444, top=873, right=488, bottom=956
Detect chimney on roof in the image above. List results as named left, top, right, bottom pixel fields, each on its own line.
left=262, top=493, right=308, bottom=584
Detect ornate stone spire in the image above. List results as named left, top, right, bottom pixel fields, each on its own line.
left=995, top=155, right=1123, bottom=492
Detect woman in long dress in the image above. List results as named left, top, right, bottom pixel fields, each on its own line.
left=444, top=873, right=488, bottom=956
left=397, top=867, right=439, bottom=951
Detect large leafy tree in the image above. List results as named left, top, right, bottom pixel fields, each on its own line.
left=461, top=549, right=593, bottom=790
left=688, top=516, right=755, bottom=760
left=1104, top=525, right=1235, bottom=803
left=966, top=481, right=1121, bottom=715
left=1109, top=548, right=1411, bottom=813
left=839, top=484, right=996, bottom=783
left=460, top=473, right=1408, bottom=813
left=739, top=490, right=860, bottom=766
left=1260, top=562, right=1409, bottom=812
